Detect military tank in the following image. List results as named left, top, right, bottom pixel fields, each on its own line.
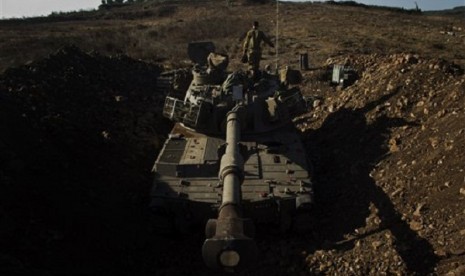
left=151, top=42, right=314, bottom=272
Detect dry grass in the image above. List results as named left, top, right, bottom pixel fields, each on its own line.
left=0, top=0, right=464, bottom=73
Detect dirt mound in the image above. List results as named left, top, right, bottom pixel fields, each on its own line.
left=0, top=47, right=170, bottom=274
left=299, top=53, right=465, bottom=275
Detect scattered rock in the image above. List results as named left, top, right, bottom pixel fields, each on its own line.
left=435, top=248, right=448, bottom=257
left=409, top=220, right=423, bottom=231
left=429, top=137, right=439, bottom=148
left=413, top=203, right=425, bottom=217
left=389, top=138, right=400, bottom=152
left=372, top=240, right=383, bottom=250
left=446, top=265, right=465, bottom=276
left=327, top=104, right=335, bottom=113
left=448, top=248, right=465, bottom=256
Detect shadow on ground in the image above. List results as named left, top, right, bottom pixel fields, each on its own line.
left=302, top=92, right=439, bottom=274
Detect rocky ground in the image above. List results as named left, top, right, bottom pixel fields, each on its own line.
left=298, top=53, right=465, bottom=275
left=1, top=1, right=465, bottom=276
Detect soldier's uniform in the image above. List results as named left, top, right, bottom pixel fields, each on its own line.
left=243, top=22, right=274, bottom=73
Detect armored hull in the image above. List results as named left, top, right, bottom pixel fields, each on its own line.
left=151, top=122, right=313, bottom=230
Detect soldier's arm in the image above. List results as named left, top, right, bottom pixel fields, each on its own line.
left=243, top=31, right=251, bottom=52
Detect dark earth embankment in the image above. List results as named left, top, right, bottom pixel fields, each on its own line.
left=0, top=47, right=174, bottom=274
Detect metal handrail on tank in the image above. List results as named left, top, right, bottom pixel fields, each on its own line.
left=201, top=105, right=257, bottom=272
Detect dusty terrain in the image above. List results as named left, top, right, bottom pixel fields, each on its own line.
left=1, top=1, right=465, bottom=275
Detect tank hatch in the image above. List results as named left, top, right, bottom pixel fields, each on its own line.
left=187, top=42, right=215, bottom=66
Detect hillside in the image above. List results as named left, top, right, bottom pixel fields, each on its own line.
left=425, top=6, right=465, bottom=16
left=1, top=1, right=465, bottom=275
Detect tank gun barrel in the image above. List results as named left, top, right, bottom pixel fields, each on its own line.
left=202, top=106, right=257, bottom=272
left=220, top=109, right=243, bottom=207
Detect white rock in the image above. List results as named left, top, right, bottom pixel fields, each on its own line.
left=328, top=104, right=335, bottom=113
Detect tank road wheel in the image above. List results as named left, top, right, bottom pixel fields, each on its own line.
left=205, top=219, right=217, bottom=239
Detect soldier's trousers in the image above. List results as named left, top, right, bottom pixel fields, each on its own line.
left=247, top=51, right=261, bottom=72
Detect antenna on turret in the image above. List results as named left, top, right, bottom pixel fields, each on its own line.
left=275, top=0, right=279, bottom=73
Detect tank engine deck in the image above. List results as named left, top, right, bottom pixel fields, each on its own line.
left=151, top=123, right=313, bottom=228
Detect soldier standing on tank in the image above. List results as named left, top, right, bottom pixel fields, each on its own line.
left=242, top=21, right=274, bottom=77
